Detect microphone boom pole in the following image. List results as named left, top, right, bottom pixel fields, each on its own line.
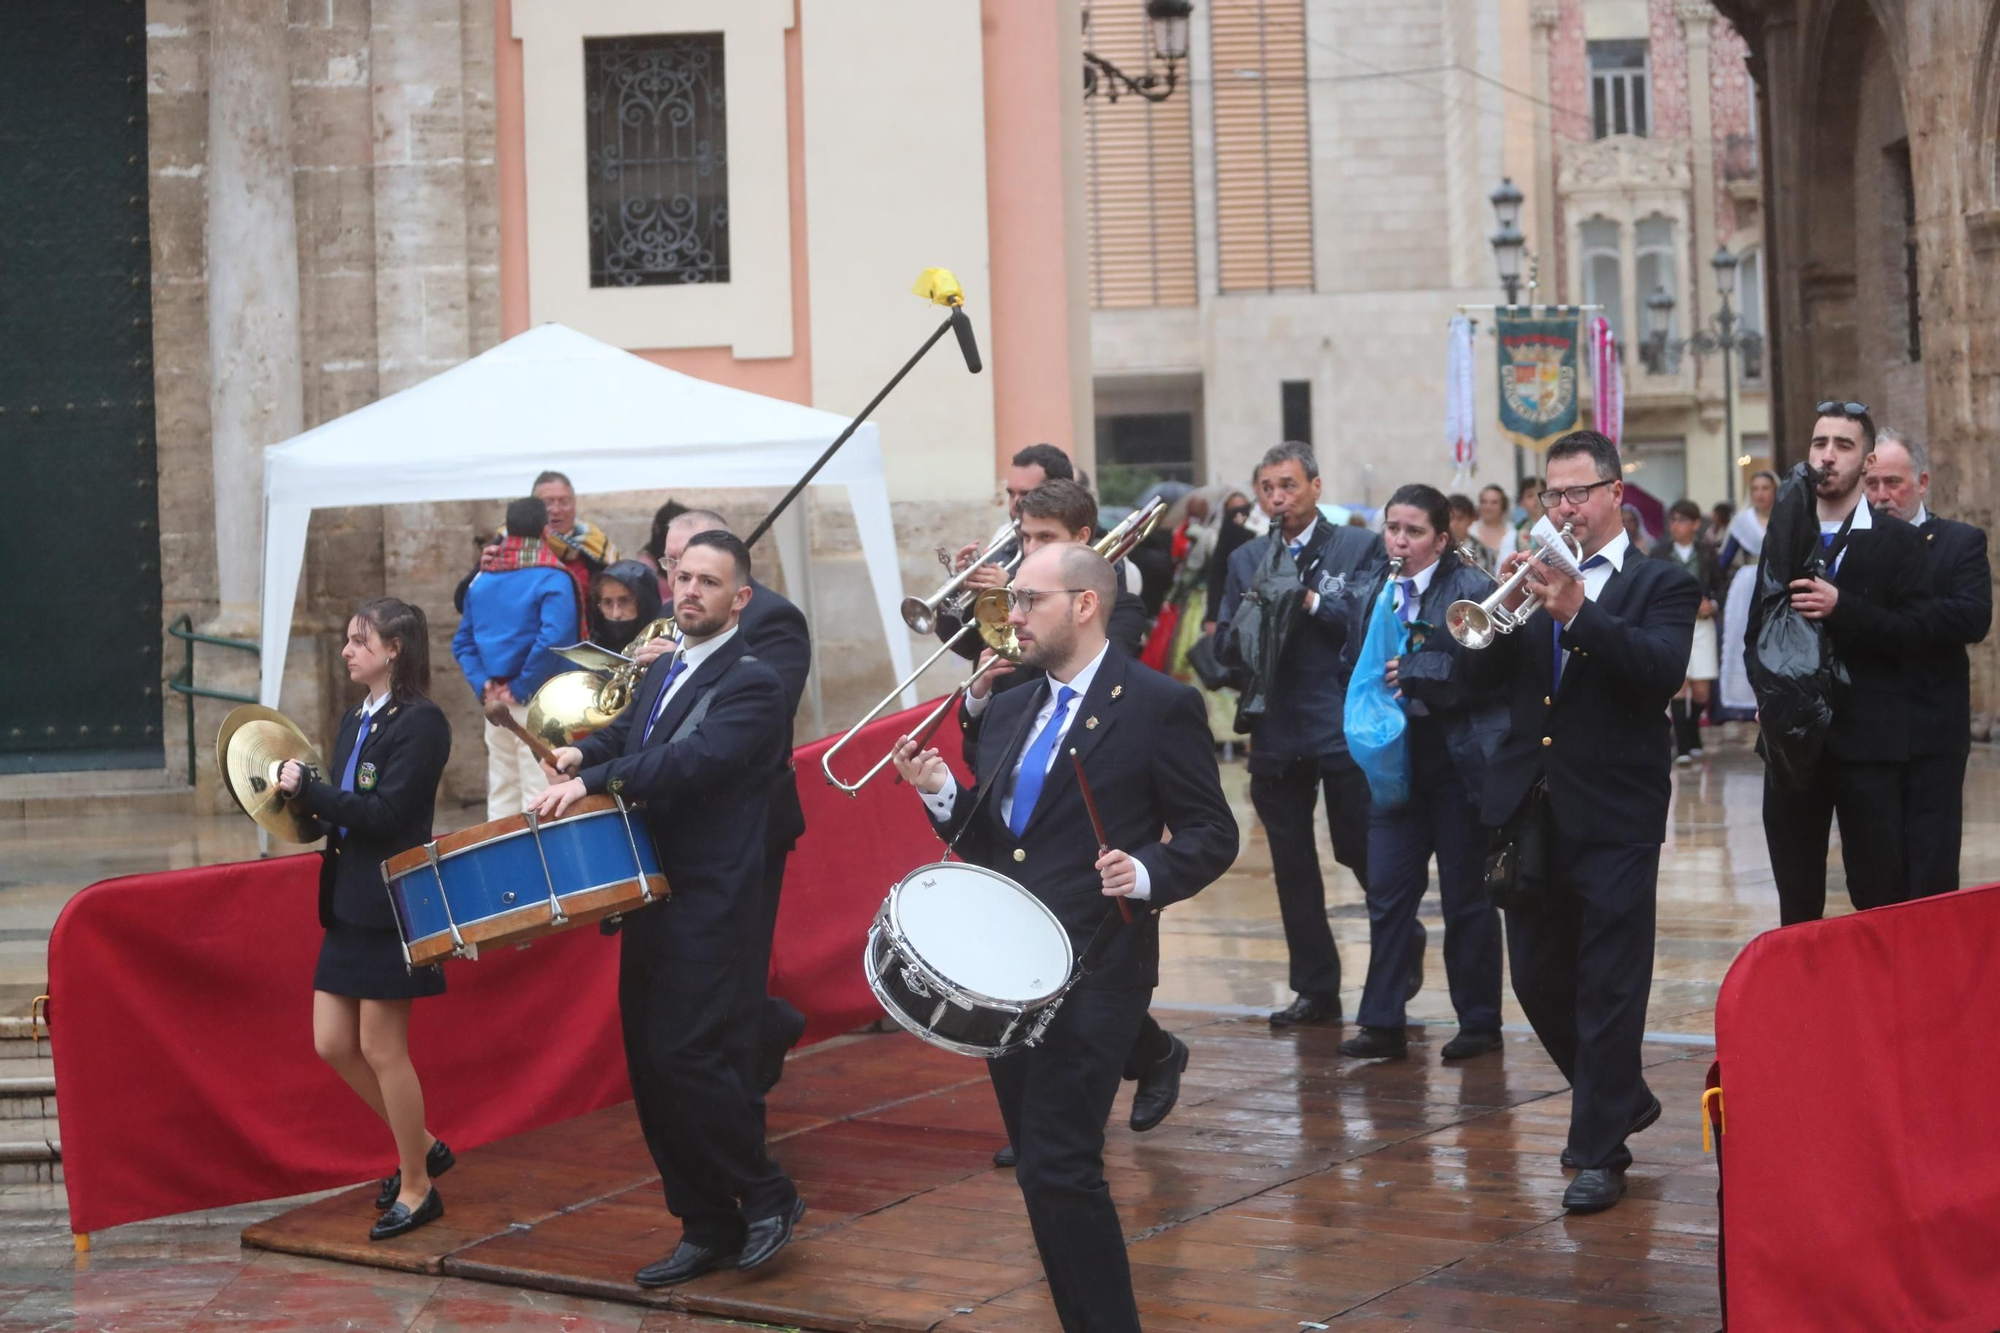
left=745, top=269, right=983, bottom=549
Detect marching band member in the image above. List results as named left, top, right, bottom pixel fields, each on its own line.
left=1336, top=484, right=1508, bottom=1062
left=535, top=532, right=802, bottom=1287
left=1469, top=430, right=1698, bottom=1213
left=275, top=597, right=454, bottom=1241
left=961, top=480, right=1190, bottom=1164
left=893, top=543, right=1238, bottom=1333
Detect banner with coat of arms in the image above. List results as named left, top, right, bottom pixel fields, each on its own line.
left=1496, top=307, right=1582, bottom=452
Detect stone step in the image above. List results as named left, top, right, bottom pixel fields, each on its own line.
left=1, top=784, right=195, bottom=820
left=0, top=1134, right=60, bottom=1185
left=0, top=1075, right=56, bottom=1120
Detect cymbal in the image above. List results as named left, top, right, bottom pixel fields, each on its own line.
left=216, top=705, right=326, bottom=844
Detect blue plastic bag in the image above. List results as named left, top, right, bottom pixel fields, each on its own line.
left=1343, top=579, right=1409, bottom=808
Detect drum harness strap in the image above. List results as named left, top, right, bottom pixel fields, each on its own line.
left=661, top=654, right=758, bottom=746
left=943, top=685, right=1128, bottom=982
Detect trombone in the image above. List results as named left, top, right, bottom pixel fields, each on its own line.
left=901, top=520, right=1022, bottom=635
left=822, top=498, right=1168, bottom=795
left=1445, top=522, right=1584, bottom=649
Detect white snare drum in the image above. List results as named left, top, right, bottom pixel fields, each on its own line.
left=865, top=861, right=1075, bottom=1058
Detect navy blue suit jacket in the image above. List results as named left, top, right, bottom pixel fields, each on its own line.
left=1909, top=514, right=1990, bottom=757
left=295, top=696, right=452, bottom=930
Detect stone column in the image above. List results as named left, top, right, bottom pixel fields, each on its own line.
left=1681, top=4, right=1720, bottom=381
left=205, top=0, right=304, bottom=635
left=1529, top=4, right=1561, bottom=288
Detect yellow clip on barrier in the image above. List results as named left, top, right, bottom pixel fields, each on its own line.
left=1701, top=1086, right=1725, bottom=1153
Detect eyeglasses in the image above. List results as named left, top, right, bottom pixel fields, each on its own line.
left=1816, top=399, right=1869, bottom=416
left=1537, top=479, right=1619, bottom=508
left=1008, top=587, right=1087, bottom=614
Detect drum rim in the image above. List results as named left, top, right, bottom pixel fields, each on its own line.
left=884, top=860, right=1074, bottom=1008
left=394, top=872, right=658, bottom=946
left=383, top=800, right=640, bottom=879
left=865, top=923, right=1044, bottom=1059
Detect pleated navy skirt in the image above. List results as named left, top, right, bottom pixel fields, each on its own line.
left=313, top=920, right=446, bottom=1000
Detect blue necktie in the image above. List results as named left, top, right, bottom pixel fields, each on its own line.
left=640, top=657, right=691, bottom=744
left=1008, top=685, right=1077, bottom=838
left=336, top=709, right=373, bottom=838
left=1398, top=578, right=1417, bottom=624
left=1820, top=531, right=1836, bottom=548
left=1550, top=554, right=1610, bottom=691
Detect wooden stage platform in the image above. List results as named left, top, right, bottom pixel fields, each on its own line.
left=242, top=1012, right=1723, bottom=1331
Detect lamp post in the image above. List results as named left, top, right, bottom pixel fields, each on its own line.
left=1488, top=177, right=1527, bottom=307
left=1084, top=0, right=1193, bottom=103
left=1641, top=245, right=1764, bottom=508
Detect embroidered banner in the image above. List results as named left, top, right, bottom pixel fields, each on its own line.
left=1496, top=307, right=1582, bottom=452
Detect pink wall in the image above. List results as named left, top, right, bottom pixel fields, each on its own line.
left=493, top=0, right=814, bottom=405
left=979, top=0, right=1083, bottom=472
left=493, top=0, right=1081, bottom=461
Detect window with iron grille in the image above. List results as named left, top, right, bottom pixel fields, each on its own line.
left=585, top=33, right=729, bottom=287
left=1589, top=40, right=1650, bottom=139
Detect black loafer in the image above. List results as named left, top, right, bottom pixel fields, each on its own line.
left=1561, top=1167, right=1626, bottom=1213
left=1440, top=1028, right=1502, bottom=1061
left=368, top=1186, right=443, bottom=1241
left=1404, top=921, right=1428, bottom=1002
left=758, top=1000, right=809, bottom=1094
left=375, top=1139, right=455, bottom=1211
left=1129, top=1034, right=1189, bottom=1133
left=1337, top=1025, right=1408, bottom=1059
left=992, top=1143, right=1018, bottom=1168
left=738, top=1195, right=805, bottom=1271
left=635, top=1239, right=740, bottom=1288
left=1269, top=994, right=1342, bottom=1028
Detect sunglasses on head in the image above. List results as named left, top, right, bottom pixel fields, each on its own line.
left=1816, top=399, right=1869, bottom=416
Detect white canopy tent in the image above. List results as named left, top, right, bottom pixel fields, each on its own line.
left=258, top=322, right=916, bottom=724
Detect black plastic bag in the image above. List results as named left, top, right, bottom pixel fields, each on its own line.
left=1227, top=539, right=1305, bottom=734
left=1745, top=460, right=1848, bottom=791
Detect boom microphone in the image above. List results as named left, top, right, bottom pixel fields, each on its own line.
left=949, top=305, right=983, bottom=375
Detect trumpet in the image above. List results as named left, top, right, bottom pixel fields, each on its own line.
left=1444, top=522, right=1584, bottom=649
left=901, top=520, right=1022, bottom=635
left=822, top=499, right=1168, bottom=795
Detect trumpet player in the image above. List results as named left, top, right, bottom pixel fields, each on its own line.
left=1469, top=430, right=1698, bottom=1215
left=1335, top=485, right=1508, bottom=1063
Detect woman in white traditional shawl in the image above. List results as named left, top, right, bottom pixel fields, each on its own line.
left=1718, top=470, right=1779, bottom=713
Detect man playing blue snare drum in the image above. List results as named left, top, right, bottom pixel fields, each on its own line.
left=892, top=542, right=1237, bottom=1333
left=533, top=532, right=801, bottom=1287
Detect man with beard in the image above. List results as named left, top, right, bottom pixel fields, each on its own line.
left=1752, top=402, right=1929, bottom=923
left=892, top=543, right=1238, bottom=1333
left=1864, top=430, right=1992, bottom=896
left=534, top=532, right=802, bottom=1286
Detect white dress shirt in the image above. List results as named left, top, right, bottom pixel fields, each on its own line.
left=360, top=689, right=391, bottom=720
left=1553, top=531, right=1630, bottom=682
left=1820, top=496, right=1872, bottom=576
left=922, top=642, right=1151, bottom=900
left=1914, top=502, right=1930, bottom=527
left=1393, top=557, right=1440, bottom=617
left=642, top=623, right=738, bottom=736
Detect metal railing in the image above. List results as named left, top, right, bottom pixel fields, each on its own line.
left=166, top=614, right=259, bottom=787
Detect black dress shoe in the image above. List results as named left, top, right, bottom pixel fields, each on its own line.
left=375, top=1139, right=455, bottom=1211
left=1440, top=1028, right=1502, bottom=1061
left=1128, top=1034, right=1189, bottom=1132
left=758, top=1000, right=810, bottom=1094
left=992, top=1144, right=1018, bottom=1168
left=1562, top=1167, right=1626, bottom=1213
left=738, top=1195, right=806, bottom=1271
left=1337, top=1026, right=1408, bottom=1059
left=1404, top=921, right=1428, bottom=1002
left=368, top=1186, right=443, bottom=1241
left=1269, top=994, right=1342, bottom=1028
left=635, top=1239, right=740, bottom=1288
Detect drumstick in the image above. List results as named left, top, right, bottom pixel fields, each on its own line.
left=1070, top=748, right=1135, bottom=925
left=483, top=697, right=563, bottom=772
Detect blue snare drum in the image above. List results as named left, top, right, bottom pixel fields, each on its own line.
left=381, top=793, right=666, bottom=965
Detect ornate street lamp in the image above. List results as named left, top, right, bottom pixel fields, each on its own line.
left=1084, top=0, right=1193, bottom=103
left=1488, top=177, right=1527, bottom=306
left=1640, top=245, right=1766, bottom=506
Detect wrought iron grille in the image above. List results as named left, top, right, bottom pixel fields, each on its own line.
left=585, top=33, right=729, bottom=287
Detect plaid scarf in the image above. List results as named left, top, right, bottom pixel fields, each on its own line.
left=481, top=535, right=589, bottom=631
left=546, top=520, right=616, bottom=575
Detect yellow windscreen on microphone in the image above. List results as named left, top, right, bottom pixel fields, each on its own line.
left=912, top=268, right=965, bottom=308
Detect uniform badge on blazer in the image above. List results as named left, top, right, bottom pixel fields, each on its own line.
left=1111, top=685, right=1123, bottom=700
left=357, top=762, right=378, bottom=792
left=1085, top=716, right=1099, bottom=730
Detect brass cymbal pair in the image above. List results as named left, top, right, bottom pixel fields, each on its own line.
left=216, top=705, right=326, bottom=844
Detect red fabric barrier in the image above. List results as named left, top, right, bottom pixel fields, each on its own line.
left=1713, top=883, right=2000, bottom=1331
left=50, top=700, right=964, bottom=1235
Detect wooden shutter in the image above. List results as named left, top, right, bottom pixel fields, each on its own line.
left=1084, top=4, right=1197, bottom=308
left=1211, top=0, right=1313, bottom=293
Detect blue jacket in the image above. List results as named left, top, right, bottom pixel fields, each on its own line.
left=451, top=566, right=579, bottom=702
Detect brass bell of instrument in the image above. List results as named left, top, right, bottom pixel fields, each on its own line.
left=522, top=614, right=679, bottom=747
left=215, top=704, right=328, bottom=844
